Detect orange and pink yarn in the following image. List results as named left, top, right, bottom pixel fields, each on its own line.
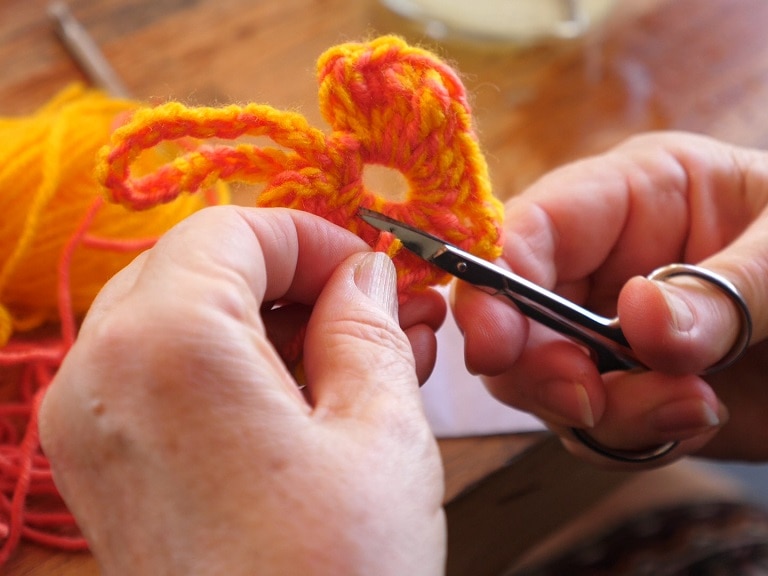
left=0, top=35, right=503, bottom=561
left=98, top=36, right=504, bottom=296
left=0, top=85, right=227, bottom=562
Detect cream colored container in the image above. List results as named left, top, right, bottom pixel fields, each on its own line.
left=378, top=0, right=616, bottom=44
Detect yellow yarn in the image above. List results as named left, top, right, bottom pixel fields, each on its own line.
left=0, top=85, right=229, bottom=345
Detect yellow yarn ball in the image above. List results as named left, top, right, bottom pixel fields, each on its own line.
left=0, top=85, right=229, bottom=345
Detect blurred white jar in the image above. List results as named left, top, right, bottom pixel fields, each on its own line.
left=378, top=0, right=616, bottom=44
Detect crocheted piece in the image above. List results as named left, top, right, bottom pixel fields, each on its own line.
left=96, top=36, right=504, bottom=296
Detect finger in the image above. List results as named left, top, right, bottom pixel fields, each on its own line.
left=618, top=274, right=744, bottom=374
left=451, top=280, right=528, bottom=376
left=405, top=323, right=439, bottom=384
left=480, top=322, right=605, bottom=429
left=129, top=206, right=371, bottom=307
left=617, top=148, right=768, bottom=373
left=500, top=136, right=690, bottom=293
left=303, top=252, right=426, bottom=423
left=262, top=295, right=446, bottom=385
left=263, top=303, right=312, bottom=373
left=399, top=289, right=446, bottom=384
left=555, top=370, right=727, bottom=468
left=502, top=132, right=768, bottom=315
left=82, top=205, right=371, bottom=339
left=451, top=274, right=606, bottom=428
left=700, top=214, right=768, bottom=342
left=399, top=288, right=446, bottom=333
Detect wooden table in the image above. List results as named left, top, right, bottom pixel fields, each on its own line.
left=3, top=0, right=768, bottom=572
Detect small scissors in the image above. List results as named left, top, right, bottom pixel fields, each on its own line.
left=360, top=208, right=645, bottom=372
left=358, top=208, right=752, bottom=462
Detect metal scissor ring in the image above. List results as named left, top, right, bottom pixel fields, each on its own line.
left=571, top=429, right=679, bottom=463
left=571, top=263, right=752, bottom=464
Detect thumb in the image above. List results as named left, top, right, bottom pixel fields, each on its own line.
left=303, top=252, right=423, bottom=418
left=619, top=270, right=748, bottom=375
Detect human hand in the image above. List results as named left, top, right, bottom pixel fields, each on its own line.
left=453, top=132, right=768, bottom=466
left=39, top=206, right=447, bottom=575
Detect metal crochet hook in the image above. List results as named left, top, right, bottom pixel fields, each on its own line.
left=359, top=208, right=642, bottom=373
left=48, top=2, right=131, bottom=98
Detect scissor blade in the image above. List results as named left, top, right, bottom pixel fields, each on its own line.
left=358, top=208, right=449, bottom=260
left=358, top=208, right=512, bottom=295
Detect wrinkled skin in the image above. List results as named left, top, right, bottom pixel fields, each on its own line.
left=40, top=207, right=447, bottom=575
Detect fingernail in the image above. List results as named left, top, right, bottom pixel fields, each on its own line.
left=537, top=380, right=595, bottom=428
left=354, top=252, right=398, bottom=320
left=658, top=283, right=695, bottom=332
left=651, top=398, right=727, bottom=437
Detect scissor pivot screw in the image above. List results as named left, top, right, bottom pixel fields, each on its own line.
left=456, top=262, right=468, bottom=273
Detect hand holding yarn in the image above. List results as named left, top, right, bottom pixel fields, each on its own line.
left=453, top=132, right=768, bottom=467
left=39, top=207, right=447, bottom=575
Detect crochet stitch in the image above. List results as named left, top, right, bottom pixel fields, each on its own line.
left=97, top=36, right=505, bottom=296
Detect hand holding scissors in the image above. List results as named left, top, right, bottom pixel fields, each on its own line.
left=364, top=132, right=767, bottom=466
left=360, top=208, right=752, bottom=463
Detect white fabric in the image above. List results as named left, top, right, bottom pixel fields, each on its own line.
left=420, top=287, right=544, bottom=437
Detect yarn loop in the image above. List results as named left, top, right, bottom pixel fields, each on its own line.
left=98, top=36, right=505, bottom=296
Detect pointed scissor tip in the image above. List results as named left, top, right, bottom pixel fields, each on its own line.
left=356, top=208, right=447, bottom=260
left=357, top=207, right=402, bottom=231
